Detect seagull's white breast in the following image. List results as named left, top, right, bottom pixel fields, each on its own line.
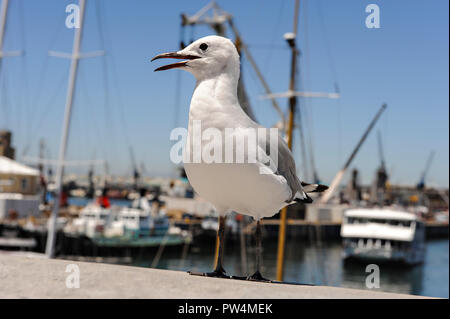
left=184, top=161, right=291, bottom=219
left=184, top=81, right=291, bottom=219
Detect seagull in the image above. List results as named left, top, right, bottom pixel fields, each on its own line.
left=152, top=35, right=327, bottom=281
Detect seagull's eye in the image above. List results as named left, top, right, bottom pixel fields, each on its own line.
left=199, top=43, right=208, bottom=51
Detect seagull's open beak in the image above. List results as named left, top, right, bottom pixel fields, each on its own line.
left=151, top=52, right=200, bottom=72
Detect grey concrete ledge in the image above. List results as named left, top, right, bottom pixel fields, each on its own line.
left=0, top=253, right=429, bottom=299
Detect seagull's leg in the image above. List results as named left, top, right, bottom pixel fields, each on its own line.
left=189, top=216, right=229, bottom=278
left=209, top=215, right=228, bottom=277
left=247, top=220, right=271, bottom=282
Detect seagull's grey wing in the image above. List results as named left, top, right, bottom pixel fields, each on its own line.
left=275, top=135, right=307, bottom=202
left=257, top=130, right=306, bottom=202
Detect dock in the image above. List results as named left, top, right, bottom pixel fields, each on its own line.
left=0, top=253, right=430, bottom=299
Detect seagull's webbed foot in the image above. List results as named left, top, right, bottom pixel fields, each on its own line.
left=247, top=270, right=271, bottom=282
left=205, top=270, right=230, bottom=279
left=188, top=265, right=230, bottom=279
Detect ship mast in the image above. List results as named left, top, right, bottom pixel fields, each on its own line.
left=45, top=0, right=104, bottom=257
left=275, top=0, right=301, bottom=282
left=269, top=0, right=342, bottom=281
left=0, top=0, right=8, bottom=74
left=0, top=0, right=21, bottom=81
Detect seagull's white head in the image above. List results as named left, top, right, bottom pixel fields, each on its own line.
left=151, top=35, right=240, bottom=81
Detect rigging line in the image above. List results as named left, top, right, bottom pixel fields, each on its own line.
left=305, top=102, right=318, bottom=181
left=296, top=100, right=310, bottom=181
left=96, top=0, right=131, bottom=149
left=243, top=54, right=275, bottom=124
left=301, top=0, right=318, bottom=181
left=24, top=1, right=70, bottom=159
left=298, top=66, right=317, bottom=181
left=94, top=0, right=114, bottom=163
left=96, top=1, right=123, bottom=172
left=75, top=67, right=95, bottom=163
left=263, top=0, right=286, bottom=78
left=29, top=0, right=68, bottom=128
left=244, top=1, right=286, bottom=122
left=245, top=0, right=265, bottom=36
left=240, top=55, right=260, bottom=115
left=316, top=0, right=339, bottom=87
left=79, top=62, right=117, bottom=174
left=316, top=0, right=342, bottom=165
left=27, top=69, right=68, bottom=151
left=306, top=101, right=318, bottom=179
left=108, top=57, right=129, bottom=171
left=78, top=66, right=109, bottom=166
left=295, top=78, right=310, bottom=181
left=93, top=0, right=120, bottom=170
left=90, top=1, right=111, bottom=168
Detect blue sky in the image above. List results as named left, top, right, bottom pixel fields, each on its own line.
left=0, top=0, right=448, bottom=187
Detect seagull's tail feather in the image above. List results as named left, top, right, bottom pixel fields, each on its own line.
left=291, top=191, right=313, bottom=204
left=301, top=182, right=329, bottom=193
left=289, top=183, right=328, bottom=204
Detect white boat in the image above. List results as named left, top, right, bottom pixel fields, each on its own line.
left=64, top=201, right=190, bottom=248
left=105, top=206, right=169, bottom=238
left=65, top=203, right=119, bottom=238
left=341, top=208, right=425, bottom=265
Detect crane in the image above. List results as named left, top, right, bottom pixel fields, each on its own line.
left=319, top=103, right=387, bottom=204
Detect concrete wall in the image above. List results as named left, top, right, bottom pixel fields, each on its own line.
left=0, top=253, right=429, bottom=299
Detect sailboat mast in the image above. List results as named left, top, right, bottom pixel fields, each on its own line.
left=276, top=0, right=301, bottom=282
left=45, top=0, right=87, bottom=258
left=286, top=0, right=300, bottom=149
left=0, top=0, right=8, bottom=48
left=0, top=0, right=9, bottom=74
